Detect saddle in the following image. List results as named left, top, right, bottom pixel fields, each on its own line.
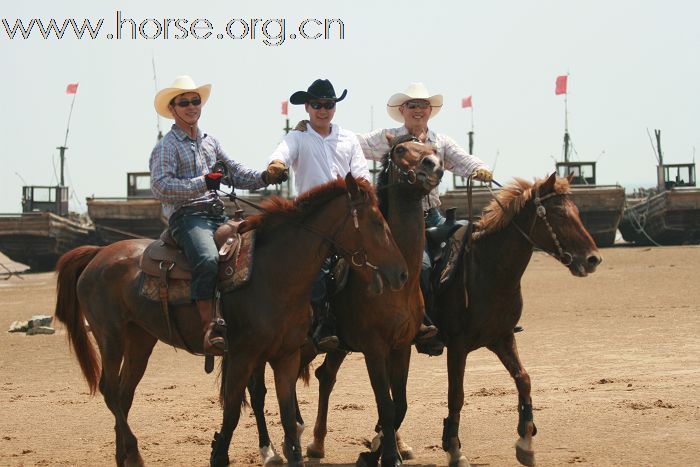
left=428, top=207, right=472, bottom=295
left=426, top=208, right=469, bottom=265
left=139, top=214, right=256, bottom=303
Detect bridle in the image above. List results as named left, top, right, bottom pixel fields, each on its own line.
left=483, top=179, right=573, bottom=266
left=380, top=136, right=424, bottom=189
left=217, top=186, right=380, bottom=271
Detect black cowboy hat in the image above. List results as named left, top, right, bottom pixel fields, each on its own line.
left=289, top=79, right=347, bottom=105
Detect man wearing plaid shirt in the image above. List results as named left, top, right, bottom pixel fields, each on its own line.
left=150, top=76, right=286, bottom=356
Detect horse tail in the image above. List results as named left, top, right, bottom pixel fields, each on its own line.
left=217, top=356, right=249, bottom=410
left=298, top=362, right=311, bottom=386
left=54, top=245, right=102, bottom=395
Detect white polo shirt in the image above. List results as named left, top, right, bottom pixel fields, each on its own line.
left=269, top=123, right=371, bottom=195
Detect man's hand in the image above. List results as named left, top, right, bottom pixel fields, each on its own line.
left=294, top=120, right=309, bottom=132
left=205, top=172, right=223, bottom=191
left=473, top=167, right=493, bottom=182
left=263, top=159, right=289, bottom=185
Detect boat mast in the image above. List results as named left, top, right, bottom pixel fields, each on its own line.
left=58, top=87, right=78, bottom=186
left=152, top=56, right=163, bottom=141
left=655, top=129, right=664, bottom=190
left=563, top=86, right=570, bottom=163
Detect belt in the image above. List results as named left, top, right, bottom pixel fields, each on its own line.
left=174, top=201, right=225, bottom=217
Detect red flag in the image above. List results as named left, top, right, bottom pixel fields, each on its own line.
left=66, top=83, right=79, bottom=94
left=461, top=96, right=472, bottom=108
left=281, top=100, right=288, bottom=116
left=555, top=75, right=567, bottom=95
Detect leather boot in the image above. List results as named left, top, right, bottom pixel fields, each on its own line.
left=415, top=284, right=444, bottom=356
left=311, top=302, right=339, bottom=353
left=196, top=299, right=226, bottom=356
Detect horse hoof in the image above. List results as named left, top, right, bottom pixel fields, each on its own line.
left=210, top=454, right=230, bottom=467
left=357, top=451, right=379, bottom=467
left=124, top=452, right=145, bottom=467
left=260, top=444, right=283, bottom=466
left=380, top=457, right=402, bottom=467
left=515, top=437, right=536, bottom=466
left=306, top=441, right=325, bottom=459
left=447, top=455, right=471, bottom=467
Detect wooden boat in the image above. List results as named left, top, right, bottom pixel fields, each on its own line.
left=86, top=172, right=167, bottom=244
left=618, top=138, right=700, bottom=246
left=0, top=186, right=95, bottom=271
left=87, top=172, right=291, bottom=244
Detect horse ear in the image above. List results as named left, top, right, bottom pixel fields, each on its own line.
left=541, top=171, right=557, bottom=194
left=345, top=172, right=360, bottom=199
left=566, top=173, right=574, bottom=183
left=385, top=132, right=395, bottom=145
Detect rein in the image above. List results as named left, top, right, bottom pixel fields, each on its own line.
left=217, top=189, right=379, bottom=271
left=376, top=136, right=423, bottom=193
left=482, top=180, right=573, bottom=266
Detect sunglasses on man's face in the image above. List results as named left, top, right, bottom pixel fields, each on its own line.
left=172, top=97, right=202, bottom=108
left=404, top=101, right=431, bottom=110
left=308, top=101, right=336, bottom=110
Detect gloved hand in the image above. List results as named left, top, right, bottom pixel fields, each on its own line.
left=473, top=167, right=493, bottom=182
left=294, top=120, right=309, bottom=132
left=263, top=159, right=289, bottom=185
left=205, top=172, right=223, bottom=191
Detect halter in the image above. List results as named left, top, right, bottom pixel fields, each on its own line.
left=486, top=181, right=573, bottom=266
left=218, top=186, right=380, bottom=271
left=381, top=136, right=423, bottom=188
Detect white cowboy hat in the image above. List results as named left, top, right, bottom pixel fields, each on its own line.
left=154, top=75, right=212, bottom=119
left=386, top=82, right=443, bottom=123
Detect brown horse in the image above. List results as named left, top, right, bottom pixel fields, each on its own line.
left=437, top=173, right=601, bottom=466
left=54, top=174, right=408, bottom=467
left=244, top=134, right=444, bottom=467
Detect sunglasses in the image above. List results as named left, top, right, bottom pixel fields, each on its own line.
left=308, top=101, right=336, bottom=110
left=404, top=101, right=431, bottom=110
left=172, top=97, right=202, bottom=108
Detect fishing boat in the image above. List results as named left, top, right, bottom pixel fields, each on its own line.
left=618, top=130, right=700, bottom=245
left=0, top=184, right=95, bottom=271
left=86, top=172, right=167, bottom=244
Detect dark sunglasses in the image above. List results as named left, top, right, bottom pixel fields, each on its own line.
left=308, top=101, right=336, bottom=110
left=404, top=100, right=431, bottom=109
left=172, top=97, right=202, bottom=108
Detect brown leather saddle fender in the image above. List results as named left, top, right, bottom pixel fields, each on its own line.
left=139, top=218, right=248, bottom=284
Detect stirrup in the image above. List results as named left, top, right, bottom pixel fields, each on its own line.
left=313, top=334, right=340, bottom=353
left=414, top=323, right=438, bottom=343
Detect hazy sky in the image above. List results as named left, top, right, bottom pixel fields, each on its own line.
left=2, top=0, right=698, bottom=213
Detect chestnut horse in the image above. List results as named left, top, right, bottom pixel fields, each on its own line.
left=438, top=173, right=601, bottom=467
left=244, top=134, right=444, bottom=467
left=54, top=174, right=408, bottom=467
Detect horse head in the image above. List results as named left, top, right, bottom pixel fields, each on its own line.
left=382, top=133, right=444, bottom=195
left=337, top=173, right=408, bottom=295
left=477, top=172, right=602, bottom=277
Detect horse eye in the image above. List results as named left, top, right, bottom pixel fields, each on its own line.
left=395, top=146, right=405, bottom=155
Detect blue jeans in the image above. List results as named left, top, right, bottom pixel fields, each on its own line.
left=169, top=209, right=227, bottom=301
left=421, top=207, right=446, bottom=301
left=311, top=256, right=333, bottom=307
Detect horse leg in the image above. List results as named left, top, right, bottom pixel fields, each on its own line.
left=270, top=351, right=305, bottom=467
left=97, top=334, right=144, bottom=467
left=307, top=350, right=346, bottom=459
left=248, top=363, right=283, bottom=466
left=360, top=352, right=400, bottom=467
left=488, top=334, right=536, bottom=467
left=116, top=325, right=156, bottom=466
left=210, top=357, right=255, bottom=467
left=444, top=344, right=471, bottom=467
left=390, top=347, right=414, bottom=460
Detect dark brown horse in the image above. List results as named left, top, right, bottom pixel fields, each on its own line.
left=245, top=134, right=444, bottom=467
left=54, top=174, right=408, bottom=467
left=437, top=173, right=601, bottom=466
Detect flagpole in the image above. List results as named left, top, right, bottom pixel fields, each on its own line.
left=563, top=73, right=570, bottom=163
left=58, top=86, right=78, bottom=186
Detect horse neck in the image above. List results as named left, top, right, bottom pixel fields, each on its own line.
left=258, top=197, right=346, bottom=299
left=384, top=185, right=425, bottom=272
left=473, top=212, right=536, bottom=290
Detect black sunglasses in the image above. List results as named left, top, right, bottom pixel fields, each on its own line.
left=172, top=97, right=202, bottom=108
left=404, top=100, right=431, bottom=110
left=308, top=101, right=336, bottom=110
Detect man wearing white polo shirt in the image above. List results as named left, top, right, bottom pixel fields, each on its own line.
left=266, top=79, right=369, bottom=352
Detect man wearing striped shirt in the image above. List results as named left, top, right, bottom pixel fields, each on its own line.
left=356, top=83, right=493, bottom=355
left=150, top=75, right=286, bottom=356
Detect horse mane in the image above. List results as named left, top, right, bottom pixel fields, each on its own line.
left=241, top=177, right=376, bottom=234
left=475, top=176, right=571, bottom=238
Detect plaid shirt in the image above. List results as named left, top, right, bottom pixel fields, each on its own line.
left=357, top=126, right=489, bottom=210
left=150, top=124, right=266, bottom=219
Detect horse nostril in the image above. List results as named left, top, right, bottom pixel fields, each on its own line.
left=587, top=254, right=602, bottom=267
left=421, top=158, right=436, bottom=170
